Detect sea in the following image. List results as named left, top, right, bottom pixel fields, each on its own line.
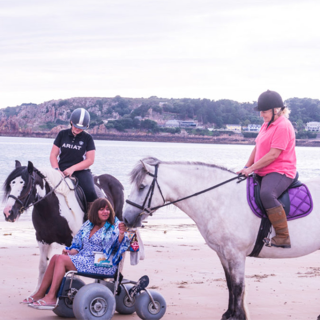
left=1, top=136, right=320, bottom=222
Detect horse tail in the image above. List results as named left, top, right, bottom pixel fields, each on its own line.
left=94, top=174, right=124, bottom=221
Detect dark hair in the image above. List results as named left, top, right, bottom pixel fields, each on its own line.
left=88, top=198, right=115, bottom=226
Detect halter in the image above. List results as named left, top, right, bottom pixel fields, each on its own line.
left=126, top=164, right=247, bottom=219
left=8, top=171, right=65, bottom=214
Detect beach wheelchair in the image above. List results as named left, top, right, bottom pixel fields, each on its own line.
left=52, top=267, right=166, bottom=320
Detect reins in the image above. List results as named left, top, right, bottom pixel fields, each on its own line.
left=126, top=163, right=248, bottom=217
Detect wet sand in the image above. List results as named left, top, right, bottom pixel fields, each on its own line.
left=1, top=220, right=320, bottom=320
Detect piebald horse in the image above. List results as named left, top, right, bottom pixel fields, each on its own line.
left=123, top=157, right=320, bottom=320
left=3, top=161, right=124, bottom=291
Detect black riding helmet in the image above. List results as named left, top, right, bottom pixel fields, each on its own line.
left=254, top=90, right=285, bottom=128
left=70, top=108, right=90, bottom=129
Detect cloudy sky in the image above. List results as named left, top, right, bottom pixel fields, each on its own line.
left=1, top=0, right=320, bottom=108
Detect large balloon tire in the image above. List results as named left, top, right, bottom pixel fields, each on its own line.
left=73, top=283, right=115, bottom=320
left=135, top=290, right=166, bottom=320
left=115, top=284, right=136, bottom=314
left=53, top=277, right=85, bottom=318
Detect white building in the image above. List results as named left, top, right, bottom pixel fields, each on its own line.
left=179, top=121, right=197, bottom=128
left=306, top=122, right=320, bottom=131
left=226, top=124, right=241, bottom=132
left=165, top=120, right=180, bottom=127
left=247, top=124, right=261, bottom=132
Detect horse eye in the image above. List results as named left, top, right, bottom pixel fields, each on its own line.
left=139, top=184, right=146, bottom=190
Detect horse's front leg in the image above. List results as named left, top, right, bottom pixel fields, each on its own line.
left=219, top=254, right=248, bottom=320
left=33, top=242, right=52, bottom=293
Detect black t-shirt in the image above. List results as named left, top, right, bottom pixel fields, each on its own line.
left=53, top=129, right=95, bottom=171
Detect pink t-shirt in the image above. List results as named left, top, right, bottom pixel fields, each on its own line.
left=254, top=116, right=296, bottom=179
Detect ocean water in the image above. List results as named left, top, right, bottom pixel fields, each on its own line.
left=1, top=136, right=320, bottom=222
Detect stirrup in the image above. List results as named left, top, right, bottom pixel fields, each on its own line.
left=263, top=237, right=272, bottom=247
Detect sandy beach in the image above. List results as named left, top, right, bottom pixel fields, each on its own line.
left=1, top=219, right=320, bottom=320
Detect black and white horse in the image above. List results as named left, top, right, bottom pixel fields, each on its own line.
left=3, top=160, right=124, bottom=290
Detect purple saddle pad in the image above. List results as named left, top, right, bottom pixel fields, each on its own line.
left=247, top=176, right=313, bottom=220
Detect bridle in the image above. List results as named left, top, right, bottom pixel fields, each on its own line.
left=126, top=164, right=165, bottom=216
left=126, top=163, right=247, bottom=220
left=8, top=170, right=66, bottom=214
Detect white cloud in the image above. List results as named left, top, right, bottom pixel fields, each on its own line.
left=1, top=0, right=320, bottom=108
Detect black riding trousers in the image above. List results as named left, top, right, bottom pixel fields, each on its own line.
left=73, top=170, right=97, bottom=203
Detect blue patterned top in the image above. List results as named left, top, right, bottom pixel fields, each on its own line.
left=66, top=218, right=130, bottom=275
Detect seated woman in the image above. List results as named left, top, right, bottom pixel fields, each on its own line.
left=23, top=198, right=130, bottom=308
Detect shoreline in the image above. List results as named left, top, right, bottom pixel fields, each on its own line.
left=1, top=131, right=320, bottom=147
left=1, top=220, right=320, bottom=319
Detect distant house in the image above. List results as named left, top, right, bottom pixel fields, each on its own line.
left=226, top=124, right=241, bottom=132
left=247, top=124, right=261, bottom=132
left=179, top=121, right=197, bottom=128
left=165, top=120, right=180, bottom=127
left=306, top=122, right=320, bottom=131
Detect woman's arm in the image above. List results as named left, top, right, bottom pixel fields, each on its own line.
left=62, top=248, right=79, bottom=255
left=245, top=146, right=256, bottom=168
left=63, top=150, right=95, bottom=177
left=237, top=146, right=256, bottom=175
left=50, top=145, right=60, bottom=169
left=240, top=148, right=282, bottom=176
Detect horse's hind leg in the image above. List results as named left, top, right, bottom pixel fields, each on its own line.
left=219, top=255, right=248, bottom=320
left=33, top=242, right=52, bottom=293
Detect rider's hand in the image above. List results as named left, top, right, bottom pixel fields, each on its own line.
left=63, top=167, right=75, bottom=177
left=237, top=167, right=254, bottom=177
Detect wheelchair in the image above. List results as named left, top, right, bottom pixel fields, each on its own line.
left=52, top=268, right=166, bottom=320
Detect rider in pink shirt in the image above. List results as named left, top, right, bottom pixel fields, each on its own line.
left=238, top=90, right=296, bottom=249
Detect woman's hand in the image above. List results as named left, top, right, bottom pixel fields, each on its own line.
left=118, top=222, right=126, bottom=235
left=62, top=248, right=78, bottom=255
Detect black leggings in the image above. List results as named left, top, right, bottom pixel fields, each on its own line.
left=259, top=172, right=294, bottom=210
left=73, top=170, right=97, bottom=203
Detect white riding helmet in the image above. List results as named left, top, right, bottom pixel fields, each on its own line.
left=70, top=108, right=90, bottom=129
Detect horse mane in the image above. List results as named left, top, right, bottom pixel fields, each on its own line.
left=129, top=156, right=235, bottom=187
left=37, top=168, right=74, bottom=195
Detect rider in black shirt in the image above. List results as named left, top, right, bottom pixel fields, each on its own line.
left=50, top=108, right=98, bottom=207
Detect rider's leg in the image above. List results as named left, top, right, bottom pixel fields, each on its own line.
left=260, top=173, right=293, bottom=248
left=73, top=170, right=98, bottom=212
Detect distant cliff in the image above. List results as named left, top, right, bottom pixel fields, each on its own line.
left=1, top=95, right=320, bottom=145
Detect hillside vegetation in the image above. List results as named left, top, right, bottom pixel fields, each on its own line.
left=0, top=96, right=319, bottom=139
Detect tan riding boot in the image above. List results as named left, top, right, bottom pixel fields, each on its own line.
left=264, top=205, right=291, bottom=249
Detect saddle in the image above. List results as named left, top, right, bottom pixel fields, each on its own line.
left=247, top=173, right=313, bottom=257
left=247, top=173, right=313, bottom=220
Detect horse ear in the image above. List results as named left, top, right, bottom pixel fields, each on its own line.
left=27, top=161, right=34, bottom=174
left=140, top=160, right=154, bottom=173
left=15, top=160, right=21, bottom=168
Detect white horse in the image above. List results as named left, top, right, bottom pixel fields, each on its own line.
left=123, top=157, right=320, bottom=320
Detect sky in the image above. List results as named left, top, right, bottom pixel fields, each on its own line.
left=1, top=0, right=320, bottom=109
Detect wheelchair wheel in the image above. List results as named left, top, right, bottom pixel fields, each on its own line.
left=135, top=290, right=166, bottom=320
left=53, top=277, right=85, bottom=318
left=73, top=283, right=116, bottom=320
left=115, top=284, right=136, bottom=314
